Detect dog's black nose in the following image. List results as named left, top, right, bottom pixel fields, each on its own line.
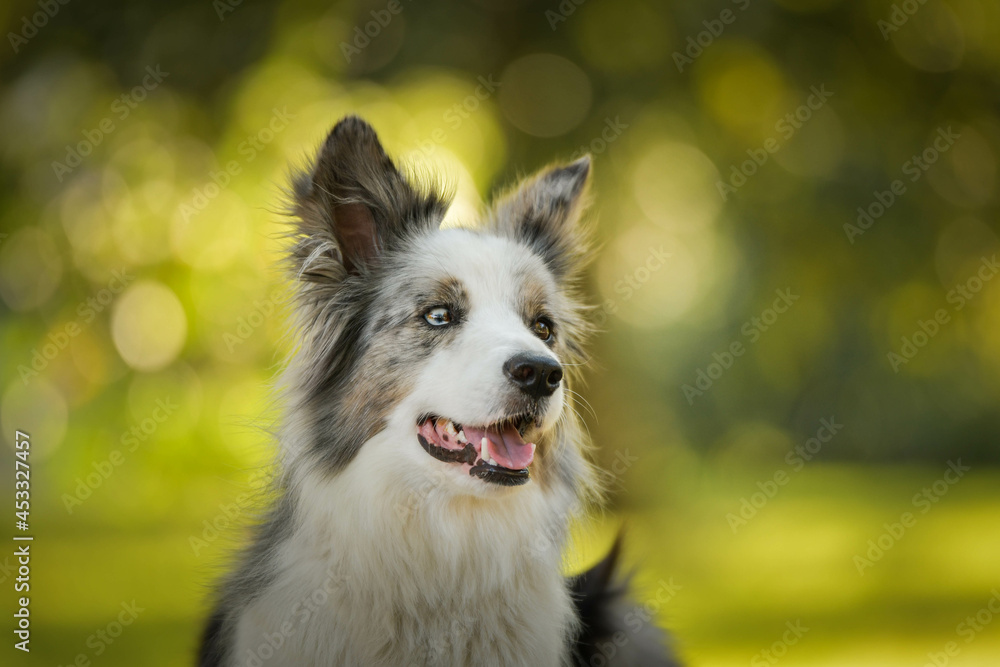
left=504, top=353, right=563, bottom=398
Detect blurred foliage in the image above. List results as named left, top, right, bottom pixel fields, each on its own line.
left=1, top=0, right=999, bottom=665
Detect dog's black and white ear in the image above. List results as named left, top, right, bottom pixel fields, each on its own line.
left=290, top=116, right=449, bottom=280
left=489, top=155, right=592, bottom=279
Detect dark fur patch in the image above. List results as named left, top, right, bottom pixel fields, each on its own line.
left=197, top=609, right=226, bottom=667
left=569, top=535, right=682, bottom=667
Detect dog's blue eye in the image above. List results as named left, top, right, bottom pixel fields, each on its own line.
left=424, top=307, right=452, bottom=326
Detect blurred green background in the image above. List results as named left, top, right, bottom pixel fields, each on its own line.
left=1, top=0, right=999, bottom=665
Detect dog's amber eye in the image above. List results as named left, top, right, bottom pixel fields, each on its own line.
left=424, top=307, right=452, bottom=326
left=532, top=318, right=552, bottom=341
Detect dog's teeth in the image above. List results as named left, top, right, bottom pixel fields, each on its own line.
left=480, top=437, right=489, bottom=463
left=457, top=429, right=467, bottom=443
left=445, top=421, right=458, bottom=438
left=531, top=443, right=536, bottom=455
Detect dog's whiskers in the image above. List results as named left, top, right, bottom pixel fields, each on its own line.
left=568, top=403, right=592, bottom=439
left=566, top=388, right=598, bottom=423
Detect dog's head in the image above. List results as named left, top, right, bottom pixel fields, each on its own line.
left=285, top=116, right=592, bottom=498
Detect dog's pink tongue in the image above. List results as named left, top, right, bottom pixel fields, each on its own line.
left=466, top=424, right=534, bottom=469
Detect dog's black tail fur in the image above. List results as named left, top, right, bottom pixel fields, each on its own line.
left=569, top=535, right=682, bottom=666
left=197, top=608, right=227, bottom=667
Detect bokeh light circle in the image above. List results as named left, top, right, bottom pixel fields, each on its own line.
left=695, top=42, right=788, bottom=136
left=891, top=2, right=965, bottom=73
left=632, top=141, right=722, bottom=231
left=499, top=54, right=592, bottom=138
left=111, top=280, right=188, bottom=371
left=596, top=225, right=699, bottom=329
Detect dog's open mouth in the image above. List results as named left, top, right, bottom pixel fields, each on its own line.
left=416, top=415, right=538, bottom=486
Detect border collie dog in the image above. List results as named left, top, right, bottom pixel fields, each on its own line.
left=200, top=116, right=677, bottom=666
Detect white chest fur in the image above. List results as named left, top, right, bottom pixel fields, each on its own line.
left=231, top=433, right=579, bottom=667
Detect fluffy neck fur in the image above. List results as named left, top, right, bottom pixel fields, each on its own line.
left=228, top=369, right=591, bottom=667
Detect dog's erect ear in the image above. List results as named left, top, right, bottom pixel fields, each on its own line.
left=329, top=201, right=379, bottom=275
left=489, top=155, right=592, bottom=279
left=290, top=116, right=449, bottom=279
